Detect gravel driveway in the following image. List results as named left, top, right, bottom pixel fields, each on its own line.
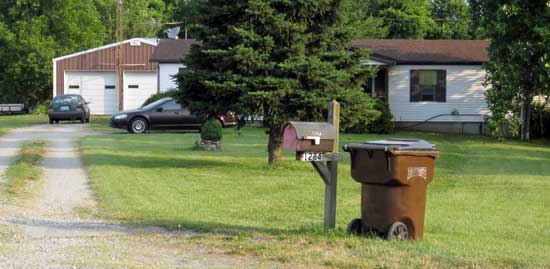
left=0, top=124, right=271, bottom=268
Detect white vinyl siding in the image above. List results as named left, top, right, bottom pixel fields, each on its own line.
left=159, top=63, right=185, bottom=93
left=64, top=71, right=119, bottom=115
left=388, top=65, right=489, bottom=122
left=123, top=72, right=158, bottom=110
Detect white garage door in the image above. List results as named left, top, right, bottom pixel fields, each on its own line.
left=123, top=72, right=158, bottom=110
left=65, top=72, right=119, bottom=115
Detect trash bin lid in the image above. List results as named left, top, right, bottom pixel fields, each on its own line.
left=363, top=138, right=437, bottom=152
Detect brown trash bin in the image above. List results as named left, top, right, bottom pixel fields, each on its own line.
left=343, top=139, right=439, bottom=240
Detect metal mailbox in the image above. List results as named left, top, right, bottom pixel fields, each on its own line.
left=283, top=121, right=337, bottom=153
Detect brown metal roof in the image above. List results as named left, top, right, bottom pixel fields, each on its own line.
left=150, top=39, right=199, bottom=63
left=151, top=38, right=489, bottom=65
left=352, top=39, right=489, bottom=65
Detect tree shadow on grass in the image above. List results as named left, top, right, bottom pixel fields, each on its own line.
left=123, top=217, right=346, bottom=239
left=82, top=153, right=231, bottom=169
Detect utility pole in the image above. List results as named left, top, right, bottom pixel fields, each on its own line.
left=116, top=0, right=124, bottom=111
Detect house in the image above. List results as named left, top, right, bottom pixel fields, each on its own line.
left=52, top=38, right=159, bottom=115
left=53, top=38, right=490, bottom=134
left=352, top=39, right=490, bottom=133
left=150, top=39, right=198, bottom=93
left=150, top=38, right=490, bottom=134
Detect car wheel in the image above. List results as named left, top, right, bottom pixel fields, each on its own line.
left=55, top=120, right=59, bottom=124
left=86, top=118, right=90, bottom=123
left=80, top=118, right=85, bottom=124
left=129, top=118, right=148, bottom=134
left=49, top=118, right=54, bottom=124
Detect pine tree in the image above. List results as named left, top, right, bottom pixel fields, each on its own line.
left=177, top=0, right=379, bottom=165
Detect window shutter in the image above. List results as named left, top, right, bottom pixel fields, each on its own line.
left=436, top=70, right=446, bottom=102
left=410, top=70, right=420, bottom=102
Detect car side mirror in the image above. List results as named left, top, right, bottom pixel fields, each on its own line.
left=156, top=107, right=164, bottom=112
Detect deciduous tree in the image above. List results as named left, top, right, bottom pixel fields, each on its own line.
left=480, top=0, right=550, bottom=141
left=428, top=0, right=471, bottom=39
left=0, top=0, right=105, bottom=104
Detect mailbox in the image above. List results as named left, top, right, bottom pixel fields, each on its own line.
left=283, top=121, right=337, bottom=153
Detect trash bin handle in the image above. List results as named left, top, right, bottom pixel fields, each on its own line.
left=343, top=143, right=390, bottom=152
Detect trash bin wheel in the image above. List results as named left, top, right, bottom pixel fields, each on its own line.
left=346, top=218, right=363, bottom=235
left=386, top=222, right=409, bottom=240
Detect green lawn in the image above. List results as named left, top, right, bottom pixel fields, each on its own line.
left=80, top=128, right=550, bottom=268
left=0, top=114, right=47, bottom=137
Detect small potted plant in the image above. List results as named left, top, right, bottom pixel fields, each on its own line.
left=195, top=119, right=223, bottom=151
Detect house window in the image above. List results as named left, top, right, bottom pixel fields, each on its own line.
left=105, top=85, right=116, bottom=89
left=410, top=70, right=446, bottom=102
left=128, top=85, right=139, bottom=89
left=68, top=85, right=80, bottom=89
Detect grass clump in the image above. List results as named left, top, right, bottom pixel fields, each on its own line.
left=5, top=140, right=47, bottom=194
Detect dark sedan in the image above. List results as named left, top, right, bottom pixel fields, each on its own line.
left=48, top=94, right=90, bottom=124
left=110, top=97, right=237, bottom=133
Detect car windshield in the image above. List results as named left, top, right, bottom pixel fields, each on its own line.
left=53, top=96, right=80, bottom=105
left=141, top=98, right=171, bottom=111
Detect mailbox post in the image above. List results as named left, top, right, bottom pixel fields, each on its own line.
left=283, top=101, right=343, bottom=230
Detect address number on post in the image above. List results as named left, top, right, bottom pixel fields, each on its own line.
left=300, top=152, right=325, bottom=162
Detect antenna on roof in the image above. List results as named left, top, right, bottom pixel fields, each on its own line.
left=164, top=26, right=181, bottom=39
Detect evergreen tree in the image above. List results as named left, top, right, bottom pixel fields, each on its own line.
left=177, top=0, right=379, bottom=165
left=342, top=0, right=389, bottom=39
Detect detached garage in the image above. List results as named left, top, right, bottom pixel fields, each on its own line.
left=53, top=38, right=159, bottom=115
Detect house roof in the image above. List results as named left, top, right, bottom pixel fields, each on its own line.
left=53, top=38, right=158, bottom=62
left=352, top=39, right=490, bottom=65
left=149, top=38, right=490, bottom=65
left=150, top=39, right=199, bottom=63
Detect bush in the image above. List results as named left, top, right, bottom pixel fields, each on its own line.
left=343, top=98, right=394, bottom=134
left=339, top=90, right=381, bottom=132
left=367, top=99, right=395, bottom=134
left=141, top=88, right=178, bottom=107
left=201, top=119, right=223, bottom=141
left=31, top=100, right=50, bottom=115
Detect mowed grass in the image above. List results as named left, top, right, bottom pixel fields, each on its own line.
left=0, top=114, right=47, bottom=137
left=4, top=140, right=47, bottom=194
left=80, top=127, right=550, bottom=268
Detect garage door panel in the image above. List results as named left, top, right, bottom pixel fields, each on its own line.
left=65, top=72, right=119, bottom=115
left=123, top=72, right=158, bottom=110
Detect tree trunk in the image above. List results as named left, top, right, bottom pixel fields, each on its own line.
left=267, top=125, right=283, bottom=165
left=521, top=100, right=531, bottom=141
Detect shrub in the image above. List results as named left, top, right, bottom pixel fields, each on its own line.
left=31, top=100, right=50, bottom=115
left=367, top=99, right=395, bottom=134
left=141, top=88, right=178, bottom=107
left=201, top=119, right=223, bottom=141
left=343, top=98, right=394, bottom=134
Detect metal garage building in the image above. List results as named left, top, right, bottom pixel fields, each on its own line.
left=52, top=38, right=159, bottom=115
